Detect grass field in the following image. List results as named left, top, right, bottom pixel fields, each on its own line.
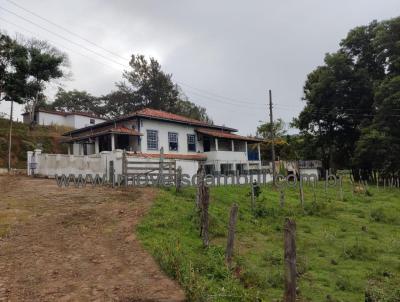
left=137, top=180, right=400, bottom=301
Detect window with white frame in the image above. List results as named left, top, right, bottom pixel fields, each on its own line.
left=168, top=132, right=178, bottom=151
left=187, top=134, right=196, bottom=152
left=147, top=130, right=158, bottom=150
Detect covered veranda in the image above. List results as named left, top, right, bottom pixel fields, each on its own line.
left=195, top=128, right=263, bottom=175
left=61, top=127, right=142, bottom=155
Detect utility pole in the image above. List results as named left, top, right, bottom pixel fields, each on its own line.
left=8, top=99, right=14, bottom=172
left=269, top=90, right=276, bottom=186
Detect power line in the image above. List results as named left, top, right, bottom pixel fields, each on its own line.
left=5, top=0, right=130, bottom=62
left=0, top=16, right=124, bottom=73
left=2, top=1, right=267, bottom=108
left=178, top=81, right=262, bottom=106
left=0, top=6, right=129, bottom=68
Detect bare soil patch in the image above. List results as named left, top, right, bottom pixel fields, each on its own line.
left=0, top=176, right=185, bottom=302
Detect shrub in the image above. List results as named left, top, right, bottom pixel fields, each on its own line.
left=370, top=208, right=387, bottom=223
left=336, top=275, right=352, bottom=291
left=342, top=242, right=376, bottom=260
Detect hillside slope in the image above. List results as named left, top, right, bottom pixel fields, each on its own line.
left=0, top=118, right=69, bottom=169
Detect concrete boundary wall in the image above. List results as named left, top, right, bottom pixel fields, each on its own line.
left=27, top=149, right=124, bottom=179
left=26, top=150, right=271, bottom=185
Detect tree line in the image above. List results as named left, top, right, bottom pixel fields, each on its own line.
left=257, top=16, right=400, bottom=179
left=3, top=16, right=400, bottom=178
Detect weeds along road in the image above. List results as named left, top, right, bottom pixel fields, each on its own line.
left=0, top=175, right=185, bottom=302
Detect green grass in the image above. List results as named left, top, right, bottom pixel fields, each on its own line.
left=137, top=181, right=400, bottom=301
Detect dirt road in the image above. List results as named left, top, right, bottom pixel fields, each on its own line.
left=0, top=176, right=185, bottom=302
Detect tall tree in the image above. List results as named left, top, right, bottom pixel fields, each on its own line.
left=23, top=39, right=68, bottom=126
left=51, top=88, right=104, bottom=115
left=296, top=16, right=400, bottom=177
left=0, top=32, right=29, bottom=171
left=104, top=54, right=211, bottom=122
left=0, top=33, right=29, bottom=103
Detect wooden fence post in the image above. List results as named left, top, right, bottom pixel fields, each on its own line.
left=158, top=147, right=164, bottom=186
left=176, top=166, right=182, bottom=193
left=251, top=183, right=255, bottom=212
left=284, top=218, right=297, bottom=302
left=325, top=169, right=328, bottom=201
left=280, top=189, right=285, bottom=208
left=299, top=176, right=304, bottom=208
left=196, top=165, right=205, bottom=210
left=200, top=183, right=210, bottom=248
left=339, top=175, right=343, bottom=201
left=312, top=180, right=317, bottom=203
left=225, top=203, right=239, bottom=268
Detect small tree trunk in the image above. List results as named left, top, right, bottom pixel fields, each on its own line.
left=225, top=203, right=239, bottom=268
left=8, top=99, right=14, bottom=172
left=284, top=218, right=297, bottom=302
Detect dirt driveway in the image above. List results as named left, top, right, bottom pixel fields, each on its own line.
left=0, top=176, right=185, bottom=302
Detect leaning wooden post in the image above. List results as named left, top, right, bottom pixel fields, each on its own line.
left=225, top=203, right=239, bottom=268
left=284, top=218, right=297, bottom=302
left=200, top=184, right=210, bottom=248
left=176, top=166, right=182, bottom=193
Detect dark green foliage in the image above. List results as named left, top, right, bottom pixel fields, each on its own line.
left=296, top=17, right=400, bottom=176
left=48, top=54, right=212, bottom=122
left=102, top=55, right=212, bottom=121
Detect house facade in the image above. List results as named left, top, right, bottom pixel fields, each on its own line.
left=22, top=109, right=107, bottom=129
left=61, top=108, right=263, bottom=175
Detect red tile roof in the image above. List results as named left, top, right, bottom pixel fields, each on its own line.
left=22, top=109, right=106, bottom=119
left=126, top=152, right=207, bottom=161
left=135, top=108, right=211, bottom=127
left=195, top=128, right=263, bottom=142
left=63, top=108, right=237, bottom=136
left=108, top=126, right=142, bottom=136
left=61, top=127, right=142, bottom=142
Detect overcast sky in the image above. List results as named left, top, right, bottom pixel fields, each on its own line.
left=1, top=0, right=399, bottom=135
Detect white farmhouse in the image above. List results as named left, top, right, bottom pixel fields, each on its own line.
left=61, top=108, right=263, bottom=175
left=22, top=109, right=107, bottom=129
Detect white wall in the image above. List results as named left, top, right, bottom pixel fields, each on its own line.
left=35, top=112, right=106, bottom=129
left=72, top=115, right=106, bottom=128
left=28, top=149, right=123, bottom=179
left=300, top=168, right=319, bottom=180
left=140, top=119, right=204, bottom=154
left=37, top=112, right=65, bottom=126
left=27, top=149, right=271, bottom=185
